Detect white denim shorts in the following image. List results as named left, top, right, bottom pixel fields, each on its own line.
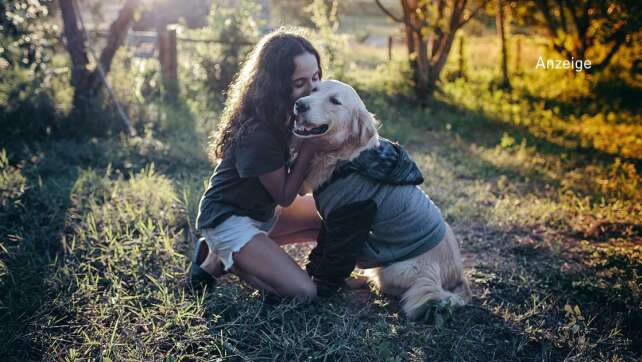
left=200, top=206, right=282, bottom=272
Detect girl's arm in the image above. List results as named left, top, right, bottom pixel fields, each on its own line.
left=258, top=142, right=317, bottom=207
left=298, top=181, right=313, bottom=196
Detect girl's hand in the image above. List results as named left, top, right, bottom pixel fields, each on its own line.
left=290, top=136, right=304, bottom=154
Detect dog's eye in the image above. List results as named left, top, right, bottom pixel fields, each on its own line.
left=329, top=96, right=342, bottom=105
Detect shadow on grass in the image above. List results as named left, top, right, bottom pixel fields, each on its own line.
left=353, top=88, right=640, bottom=358
left=0, top=147, right=79, bottom=361
left=360, top=87, right=642, bottom=169
left=456, top=222, right=640, bottom=360
left=0, top=97, right=210, bottom=360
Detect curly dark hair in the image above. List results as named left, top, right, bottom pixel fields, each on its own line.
left=209, top=28, right=322, bottom=162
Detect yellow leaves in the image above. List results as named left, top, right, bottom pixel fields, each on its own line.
left=499, top=132, right=515, bottom=148
left=595, top=157, right=641, bottom=202
left=564, top=304, right=584, bottom=321
left=572, top=114, right=642, bottom=159
left=606, top=112, right=617, bottom=123
left=558, top=303, right=589, bottom=349
left=607, top=3, right=617, bottom=15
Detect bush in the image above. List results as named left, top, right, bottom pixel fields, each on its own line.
left=306, top=0, right=349, bottom=79
left=200, top=2, right=262, bottom=94
left=0, top=66, right=58, bottom=144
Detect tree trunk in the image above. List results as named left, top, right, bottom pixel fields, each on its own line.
left=432, top=29, right=458, bottom=85
left=457, top=35, right=467, bottom=79
left=97, top=0, right=139, bottom=79
left=415, top=30, right=431, bottom=98
left=400, top=1, right=419, bottom=92
left=59, top=0, right=93, bottom=111
left=514, top=36, right=522, bottom=75
left=376, top=0, right=489, bottom=98
left=158, top=25, right=178, bottom=100
left=59, top=0, right=139, bottom=113
left=406, top=0, right=487, bottom=98
left=496, top=0, right=511, bottom=90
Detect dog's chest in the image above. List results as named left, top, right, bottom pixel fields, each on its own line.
left=307, top=157, right=341, bottom=191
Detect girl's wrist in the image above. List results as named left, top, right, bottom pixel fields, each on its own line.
left=299, top=144, right=316, bottom=158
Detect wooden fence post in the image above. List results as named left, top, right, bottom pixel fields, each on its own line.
left=515, top=35, right=522, bottom=75
left=158, top=25, right=178, bottom=100
left=458, top=34, right=466, bottom=80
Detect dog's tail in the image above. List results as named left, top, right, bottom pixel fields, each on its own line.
left=400, top=265, right=472, bottom=320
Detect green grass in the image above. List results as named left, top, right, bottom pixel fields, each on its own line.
left=1, top=32, right=641, bottom=360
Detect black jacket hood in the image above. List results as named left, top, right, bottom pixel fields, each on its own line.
left=316, top=137, right=424, bottom=194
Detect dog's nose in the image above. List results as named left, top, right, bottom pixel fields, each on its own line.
left=295, top=100, right=309, bottom=114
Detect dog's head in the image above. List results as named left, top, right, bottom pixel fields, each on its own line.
left=292, top=80, right=378, bottom=150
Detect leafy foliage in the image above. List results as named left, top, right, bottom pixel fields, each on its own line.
left=513, top=0, right=642, bottom=72
left=198, top=2, right=262, bottom=95
left=0, top=0, right=57, bottom=71
left=0, top=0, right=60, bottom=142
left=306, top=0, right=349, bottom=79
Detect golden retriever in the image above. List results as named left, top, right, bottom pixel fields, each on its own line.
left=293, top=79, right=472, bottom=319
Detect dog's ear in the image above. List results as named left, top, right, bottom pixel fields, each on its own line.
left=352, top=106, right=378, bottom=146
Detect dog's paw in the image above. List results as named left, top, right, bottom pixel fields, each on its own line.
left=418, top=299, right=457, bottom=327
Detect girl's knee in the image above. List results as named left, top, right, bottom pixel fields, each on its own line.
left=301, top=282, right=317, bottom=299
left=280, top=279, right=316, bottom=300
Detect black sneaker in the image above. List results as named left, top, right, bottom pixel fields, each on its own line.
left=188, top=237, right=219, bottom=290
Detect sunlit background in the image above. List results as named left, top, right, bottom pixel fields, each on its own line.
left=1, top=0, right=641, bottom=360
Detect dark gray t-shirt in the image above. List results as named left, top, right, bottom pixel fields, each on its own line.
left=196, top=124, right=289, bottom=230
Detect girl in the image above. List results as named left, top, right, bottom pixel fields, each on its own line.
left=190, top=28, right=326, bottom=299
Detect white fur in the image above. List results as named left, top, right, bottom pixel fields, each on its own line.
left=295, top=80, right=472, bottom=319
left=293, top=80, right=380, bottom=190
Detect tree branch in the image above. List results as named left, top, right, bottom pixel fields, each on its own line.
left=459, top=0, right=492, bottom=28
left=555, top=0, right=567, bottom=33
left=593, top=32, right=626, bottom=71
left=96, top=0, right=139, bottom=78
left=59, top=0, right=90, bottom=89
left=374, top=0, right=403, bottom=23
left=535, top=0, right=560, bottom=39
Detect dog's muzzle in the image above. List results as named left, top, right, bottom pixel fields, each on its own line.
left=293, top=121, right=329, bottom=137
left=294, top=99, right=309, bottom=115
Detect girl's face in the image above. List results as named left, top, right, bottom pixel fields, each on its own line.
left=290, top=52, right=320, bottom=101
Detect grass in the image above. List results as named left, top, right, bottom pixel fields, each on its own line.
left=1, top=31, right=641, bottom=360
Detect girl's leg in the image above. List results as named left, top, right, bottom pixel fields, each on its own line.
left=197, top=195, right=320, bottom=280
left=197, top=238, right=305, bottom=297
left=228, top=265, right=279, bottom=295
left=269, top=194, right=321, bottom=245
left=199, top=248, right=225, bottom=277
left=230, top=233, right=316, bottom=299
left=197, top=195, right=320, bottom=296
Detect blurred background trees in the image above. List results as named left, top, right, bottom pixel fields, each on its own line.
left=1, top=0, right=57, bottom=71
left=1, top=0, right=59, bottom=141
left=1, top=3, right=640, bottom=360
left=1, top=0, right=640, bottom=141
left=59, top=0, right=138, bottom=135
left=375, top=0, right=491, bottom=97
left=531, top=0, right=642, bottom=73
